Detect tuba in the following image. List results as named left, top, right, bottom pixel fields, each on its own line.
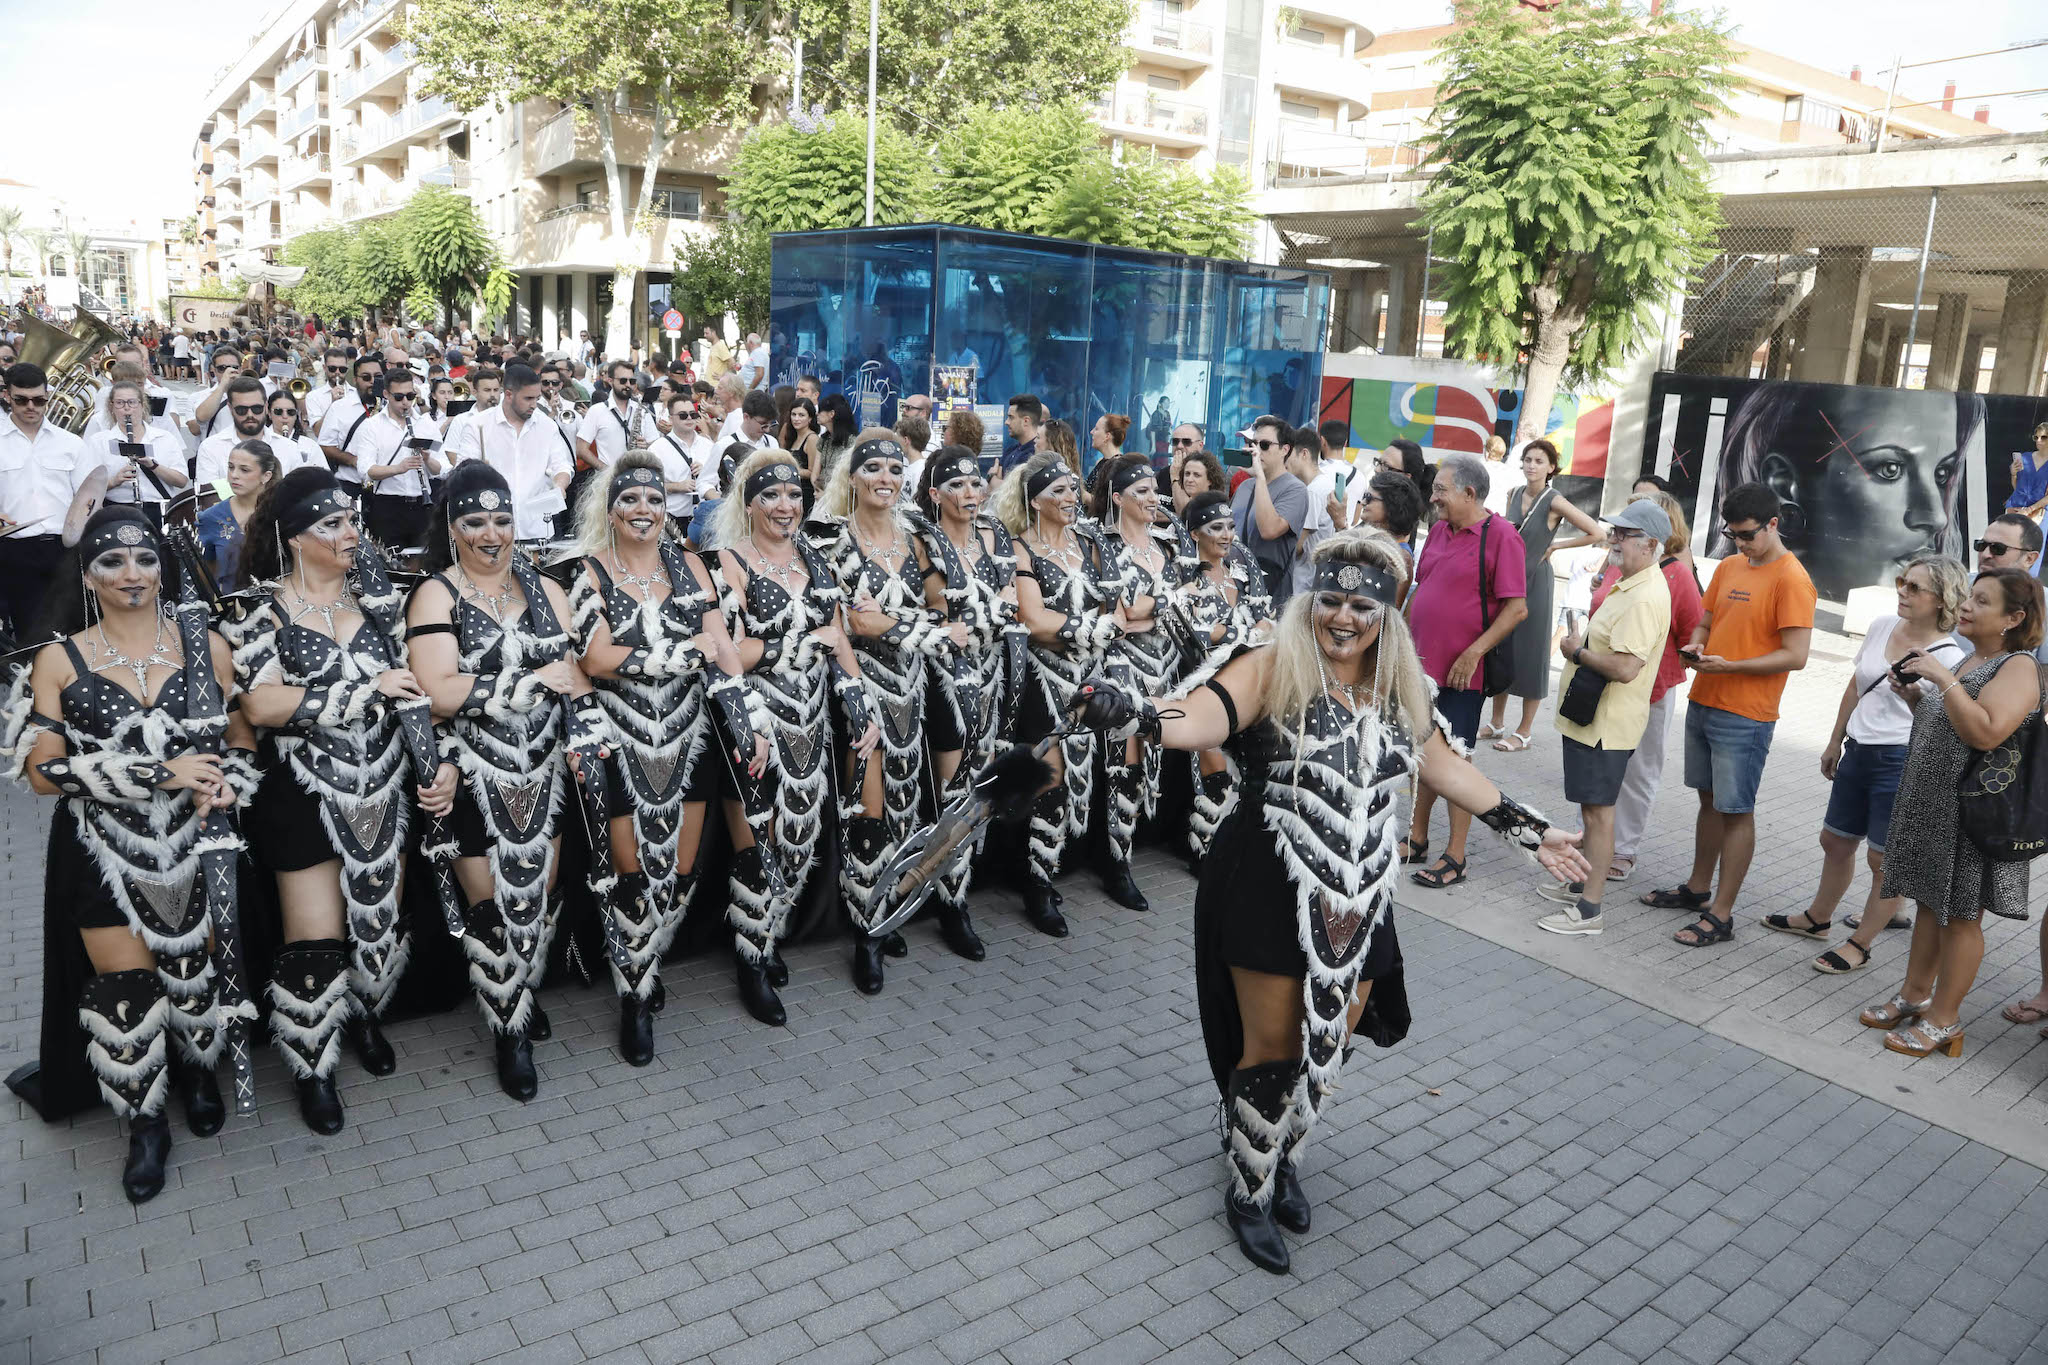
left=12, top=306, right=124, bottom=434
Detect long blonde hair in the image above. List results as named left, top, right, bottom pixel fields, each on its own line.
left=993, top=450, right=1077, bottom=539
left=707, top=445, right=792, bottom=551
left=574, top=448, right=666, bottom=559
left=815, top=426, right=902, bottom=522
left=1265, top=529, right=1431, bottom=742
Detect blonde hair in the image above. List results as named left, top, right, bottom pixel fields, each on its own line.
left=707, top=445, right=790, bottom=551
left=1903, top=552, right=1968, bottom=633
left=574, top=448, right=667, bottom=559
left=1484, top=434, right=1507, bottom=461
left=1265, top=530, right=1432, bottom=746
left=815, top=426, right=902, bottom=521
left=993, top=450, right=1078, bottom=539
left=1641, top=489, right=1690, bottom=558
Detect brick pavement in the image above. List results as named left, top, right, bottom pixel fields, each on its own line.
left=6, top=621, right=2048, bottom=1365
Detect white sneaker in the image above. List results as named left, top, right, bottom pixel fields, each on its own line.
left=1536, top=880, right=1586, bottom=904
left=1537, top=909, right=1604, bottom=935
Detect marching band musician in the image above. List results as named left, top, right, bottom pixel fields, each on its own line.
left=229, top=469, right=458, bottom=1132
left=347, top=368, right=440, bottom=550
left=317, top=353, right=385, bottom=493
left=810, top=430, right=967, bottom=993
left=654, top=390, right=716, bottom=535
left=195, top=377, right=271, bottom=490
left=88, top=380, right=190, bottom=510
left=567, top=452, right=770, bottom=1063
left=406, top=461, right=605, bottom=1100
left=912, top=444, right=1022, bottom=961
left=575, top=360, right=666, bottom=477
left=462, top=364, right=574, bottom=545
left=262, top=387, right=326, bottom=474
left=84, top=354, right=180, bottom=439
left=2, top=507, right=258, bottom=1202
left=710, top=449, right=881, bottom=1026
left=303, top=347, right=352, bottom=430
left=440, top=365, right=504, bottom=465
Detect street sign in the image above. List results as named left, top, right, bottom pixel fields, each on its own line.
left=660, top=308, right=683, bottom=331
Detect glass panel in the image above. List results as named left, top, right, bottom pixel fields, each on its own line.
left=770, top=227, right=935, bottom=426
left=933, top=230, right=1090, bottom=447
left=1214, top=268, right=1327, bottom=440
left=1088, top=248, right=1217, bottom=471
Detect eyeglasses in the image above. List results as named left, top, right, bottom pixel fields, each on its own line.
left=1895, top=577, right=1931, bottom=594
left=269, top=406, right=294, bottom=416
left=1721, top=525, right=1764, bottom=543
left=1607, top=528, right=1644, bottom=542
left=541, top=380, right=562, bottom=389
left=9, top=393, right=50, bottom=407
left=1976, top=539, right=2018, bottom=557
left=230, top=403, right=266, bottom=415
left=1252, top=439, right=1281, bottom=451
left=1172, top=437, right=1197, bottom=448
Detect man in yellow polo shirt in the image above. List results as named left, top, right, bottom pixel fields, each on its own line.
left=1535, top=498, right=1673, bottom=935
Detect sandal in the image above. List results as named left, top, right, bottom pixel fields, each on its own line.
left=1399, top=836, right=1431, bottom=867
left=1492, top=732, right=1532, bottom=752
left=1410, top=855, right=1467, bottom=890
left=1640, top=883, right=1709, bottom=911
left=1762, top=912, right=1831, bottom=939
left=1673, top=912, right=1732, bottom=947
left=1813, top=941, right=1871, bottom=974
left=1479, top=723, right=1505, bottom=741
left=2001, top=999, right=2048, bottom=1025
left=1607, top=858, right=1634, bottom=883
left=1885, top=1019, right=1964, bottom=1058
left=1859, top=992, right=1932, bottom=1029
left=1844, top=911, right=1912, bottom=932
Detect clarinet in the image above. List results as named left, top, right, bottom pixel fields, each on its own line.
left=165, top=525, right=258, bottom=1114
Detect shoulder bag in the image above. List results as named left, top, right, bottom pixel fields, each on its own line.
left=1959, top=655, right=2048, bottom=862
left=1474, top=514, right=1515, bottom=697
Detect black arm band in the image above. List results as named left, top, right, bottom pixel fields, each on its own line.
left=1202, top=678, right=1239, bottom=738
left=405, top=622, right=456, bottom=639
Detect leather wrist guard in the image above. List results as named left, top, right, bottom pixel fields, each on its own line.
left=287, top=680, right=379, bottom=731
left=1478, top=794, right=1550, bottom=852
left=38, top=753, right=174, bottom=805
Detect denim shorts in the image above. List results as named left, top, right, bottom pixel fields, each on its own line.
left=1821, top=738, right=1908, bottom=851
left=1682, top=702, right=1776, bottom=815
left=1433, top=685, right=1485, bottom=750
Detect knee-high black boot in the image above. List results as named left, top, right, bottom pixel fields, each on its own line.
left=1101, top=763, right=1150, bottom=912
left=268, top=940, right=352, bottom=1135
left=79, top=969, right=173, bottom=1203
left=842, top=815, right=891, bottom=995
left=606, top=872, right=658, bottom=1066
left=157, top=949, right=226, bottom=1137
left=1022, top=787, right=1070, bottom=937
left=727, top=846, right=786, bottom=1026
left=1224, top=1060, right=1301, bottom=1274
left=460, top=902, right=537, bottom=1100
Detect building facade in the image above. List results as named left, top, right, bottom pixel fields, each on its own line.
left=192, top=0, right=735, bottom=352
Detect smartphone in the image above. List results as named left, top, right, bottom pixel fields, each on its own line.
left=1333, top=470, right=1349, bottom=503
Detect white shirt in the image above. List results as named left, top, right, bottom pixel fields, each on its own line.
left=194, top=431, right=258, bottom=488
left=715, top=409, right=744, bottom=447
left=88, top=427, right=188, bottom=505
left=0, top=420, right=93, bottom=534
left=85, top=406, right=182, bottom=442
left=171, top=335, right=192, bottom=360
left=741, top=343, right=770, bottom=388
left=1851, top=615, right=1965, bottom=747
left=441, top=404, right=496, bottom=465
left=575, top=398, right=659, bottom=470
left=260, top=428, right=325, bottom=476
left=194, top=379, right=279, bottom=443
left=475, top=404, right=575, bottom=541
left=1292, top=458, right=1347, bottom=596
left=305, top=384, right=350, bottom=430
left=655, top=430, right=717, bottom=517
left=348, top=409, right=436, bottom=499
left=316, top=393, right=372, bottom=485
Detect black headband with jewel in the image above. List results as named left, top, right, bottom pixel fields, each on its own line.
left=1025, top=460, right=1072, bottom=500
left=609, top=465, right=661, bottom=505
left=850, top=436, right=907, bottom=474
left=1186, top=498, right=1233, bottom=531
left=278, top=481, right=354, bottom=540
left=1315, top=559, right=1399, bottom=607
left=928, top=450, right=978, bottom=488
left=1110, top=461, right=1155, bottom=495
left=745, top=462, right=802, bottom=504
left=81, top=512, right=164, bottom=561
left=446, top=478, right=512, bottom=523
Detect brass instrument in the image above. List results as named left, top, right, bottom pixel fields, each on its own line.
left=287, top=378, right=312, bottom=398
left=13, top=306, right=124, bottom=434
left=98, top=354, right=120, bottom=377
left=452, top=380, right=472, bottom=398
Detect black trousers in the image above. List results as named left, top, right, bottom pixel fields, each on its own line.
left=363, top=493, right=433, bottom=554
left=0, top=534, right=65, bottom=643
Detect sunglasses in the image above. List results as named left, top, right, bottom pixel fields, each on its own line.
left=269, top=406, right=294, bottom=415
left=1895, top=576, right=1931, bottom=594
left=1975, top=540, right=2019, bottom=557
left=1721, top=525, right=1764, bottom=543
left=231, top=403, right=266, bottom=415
left=1252, top=439, right=1281, bottom=451
left=541, top=380, right=562, bottom=389
left=10, top=393, right=50, bottom=407
left=1172, top=437, right=1197, bottom=447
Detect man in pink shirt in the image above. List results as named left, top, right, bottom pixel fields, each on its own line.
left=1405, top=453, right=1528, bottom=888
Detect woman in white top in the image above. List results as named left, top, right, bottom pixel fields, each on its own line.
left=1762, top=553, right=1968, bottom=973
left=90, top=381, right=190, bottom=507
left=264, top=389, right=327, bottom=475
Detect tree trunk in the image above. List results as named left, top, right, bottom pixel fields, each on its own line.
left=1513, top=256, right=1598, bottom=449
left=593, top=95, right=635, bottom=363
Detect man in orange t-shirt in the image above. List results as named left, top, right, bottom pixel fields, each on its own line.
left=1639, top=481, right=1815, bottom=949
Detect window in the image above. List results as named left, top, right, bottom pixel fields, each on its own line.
left=575, top=179, right=600, bottom=207
left=652, top=186, right=702, bottom=218
left=1288, top=25, right=1328, bottom=45
left=1145, top=73, right=1184, bottom=91
left=1279, top=98, right=1322, bottom=121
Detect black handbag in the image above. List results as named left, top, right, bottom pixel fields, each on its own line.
left=1959, top=656, right=2048, bottom=862
left=1557, top=649, right=1608, bottom=725
left=1474, top=515, right=1515, bottom=698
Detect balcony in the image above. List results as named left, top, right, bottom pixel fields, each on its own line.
left=216, top=201, right=245, bottom=225
left=1093, top=90, right=1211, bottom=148
left=339, top=180, right=418, bottom=220
left=282, top=100, right=329, bottom=140
left=281, top=151, right=332, bottom=190
left=278, top=46, right=326, bottom=92
left=525, top=104, right=741, bottom=179
left=1266, top=123, right=1422, bottom=187
left=243, top=126, right=278, bottom=164
left=237, top=86, right=272, bottom=125
left=282, top=204, right=336, bottom=238
left=1273, top=40, right=1367, bottom=102
left=420, top=160, right=470, bottom=188
left=1288, top=0, right=1375, bottom=38
left=516, top=201, right=716, bottom=271
left=214, top=155, right=242, bottom=184
left=1127, top=15, right=1215, bottom=69
left=334, top=0, right=397, bottom=44
left=335, top=42, right=415, bottom=105
left=341, top=95, right=459, bottom=163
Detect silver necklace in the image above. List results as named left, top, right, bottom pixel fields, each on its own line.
left=93, top=616, right=179, bottom=699
left=744, top=538, right=805, bottom=591
left=606, top=549, right=664, bottom=599
left=284, top=577, right=361, bottom=638
left=853, top=517, right=905, bottom=570
left=1118, top=520, right=1163, bottom=573
left=1027, top=530, right=1081, bottom=571
left=455, top=569, right=522, bottom=622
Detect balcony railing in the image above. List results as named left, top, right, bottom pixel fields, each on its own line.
left=1133, top=16, right=1213, bottom=56
left=243, top=127, right=278, bottom=161
left=538, top=198, right=705, bottom=223
left=282, top=101, right=329, bottom=139
left=1096, top=91, right=1210, bottom=138
left=1266, top=123, right=1424, bottom=186
left=335, top=42, right=415, bottom=103
left=420, top=160, right=470, bottom=188
left=278, top=46, right=326, bottom=91
left=348, top=95, right=454, bottom=159
left=213, top=155, right=241, bottom=181
left=281, top=152, right=332, bottom=188
left=237, top=87, right=271, bottom=124
left=334, top=0, right=396, bottom=44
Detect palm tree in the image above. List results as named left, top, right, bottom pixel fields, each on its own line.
left=21, top=226, right=50, bottom=284
left=0, top=205, right=21, bottom=305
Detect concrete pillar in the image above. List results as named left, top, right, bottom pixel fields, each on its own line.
left=1880, top=327, right=1907, bottom=389
left=1856, top=313, right=1892, bottom=386
left=1383, top=257, right=1423, bottom=356
left=1338, top=271, right=1376, bottom=352
left=1789, top=246, right=1872, bottom=384
left=1990, top=274, right=2048, bottom=397
left=1924, top=292, right=1971, bottom=391
left=1957, top=332, right=1986, bottom=392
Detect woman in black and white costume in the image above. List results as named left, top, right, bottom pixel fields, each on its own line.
left=1072, top=531, right=1588, bottom=1274
left=1094, top=455, right=1187, bottom=912
left=566, top=452, right=770, bottom=1064
left=2, top=508, right=259, bottom=1201
left=913, top=444, right=1025, bottom=960
left=231, top=470, right=460, bottom=1132
left=1173, top=490, right=1275, bottom=870
left=995, top=451, right=1137, bottom=935
left=406, top=461, right=607, bottom=1101
left=810, top=429, right=969, bottom=992
left=710, top=448, right=881, bottom=1024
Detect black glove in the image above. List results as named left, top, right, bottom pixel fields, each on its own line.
left=1071, top=677, right=1159, bottom=743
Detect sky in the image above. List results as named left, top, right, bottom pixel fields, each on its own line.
left=0, top=0, right=2039, bottom=232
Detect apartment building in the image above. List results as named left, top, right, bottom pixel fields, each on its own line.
left=193, top=0, right=735, bottom=351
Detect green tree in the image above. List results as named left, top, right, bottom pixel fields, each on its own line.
left=398, top=185, right=498, bottom=327
left=726, top=108, right=930, bottom=232
left=480, top=261, right=517, bottom=331
left=796, top=0, right=1130, bottom=133
left=1418, top=0, right=1733, bottom=442
left=405, top=0, right=785, bottom=359
left=282, top=225, right=365, bottom=323
left=20, top=227, right=51, bottom=282
left=347, top=218, right=414, bottom=322
left=673, top=216, right=771, bottom=333
left=930, top=102, right=1100, bottom=234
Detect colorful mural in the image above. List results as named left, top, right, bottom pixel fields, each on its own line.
left=1318, top=374, right=1615, bottom=478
